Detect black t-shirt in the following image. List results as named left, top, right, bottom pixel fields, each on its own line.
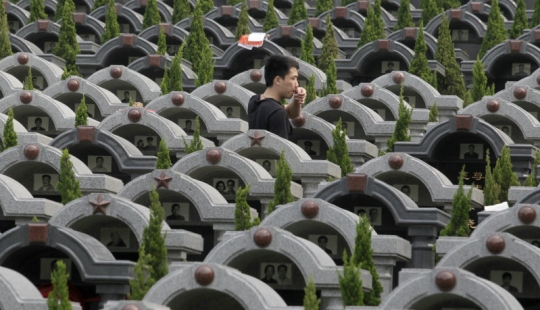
left=248, top=95, right=292, bottom=139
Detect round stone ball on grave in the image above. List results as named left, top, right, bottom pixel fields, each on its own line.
left=435, top=270, right=456, bottom=292
left=24, top=144, right=39, bottom=160
left=361, top=84, right=374, bottom=97
left=17, top=54, right=29, bottom=65
left=301, top=200, right=319, bottom=218
left=486, top=99, right=499, bottom=113
left=250, top=70, right=262, bottom=82
left=206, top=148, right=221, bottom=164
left=392, top=72, right=405, bottom=84
left=518, top=206, right=536, bottom=224
left=171, top=93, right=184, bottom=106
left=195, top=265, right=215, bottom=286
left=388, top=154, right=403, bottom=169
left=513, top=87, right=527, bottom=100
left=486, top=234, right=505, bottom=254
left=67, top=79, right=80, bottom=91
left=292, top=114, right=305, bottom=127
left=329, top=96, right=342, bottom=109
left=253, top=228, right=272, bottom=247
left=20, top=91, right=33, bottom=104
left=122, top=305, right=140, bottom=310
left=110, top=66, right=123, bottom=79
left=127, top=109, right=142, bottom=122
left=214, top=81, right=227, bottom=94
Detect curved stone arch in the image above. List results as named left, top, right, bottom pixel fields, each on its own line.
left=0, top=223, right=134, bottom=285
left=386, top=27, right=439, bottom=58
left=473, top=203, right=540, bottom=236
left=0, top=111, right=27, bottom=134
left=43, top=76, right=125, bottom=117
left=86, top=65, right=161, bottom=104
left=0, top=70, right=23, bottom=97
left=214, top=39, right=289, bottom=69
left=0, top=173, right=63, bottom=219
left=190, top=80, right=256, bottom=114
left=144, top=91, right=247, bottom=135
left=464, top=0, right=516, bottom=19
left=0, top=52, right=63, bottom=87
left=124, top=0, right=173, bottom=22
left=266, top=25, right=323, bottom=55
left=228, top=69, right=267, bottom=93
left=127, top=55, right=197, bottom=92
left=172, top=147, right=287, bottom=198
left=381, top=267, right=522, bottom=310
left=394, top=116, right=512, bottom=158
left=516, top=188, right=540, bottom=204
left=371, top=71, right=463, bottom=113
left=81, top=35, right=159, bottom=69
left=317, top=7, right=367, bottom=32
left=174, top=16, right=236, bottom=48
left=143, top=263, right=288, bottom=309
left=438, top=232, right=540, bottom=288
left=15, top=0, right=57, bottom=16
left=424, top=10, right=487, bottom=38
left=312, top=174, right=449, bottom=228
left=15, top=20, right=83, bottom=43
left=0, top=90, right=77, bottom=130
left=70, top=13, right=106, bottom=40
left=355, top=152, right=484, bottom=208
left=0, top=266, right=78, bottom=310
left=89, top=4, right=143, bottom=33
left=5, top=1, right=30, bottom=25
left=117, top=169, right=236, bottom=223
left=459, top=97, right=540, bottom=141
left=204, top=227, right=343, bottom=287
left=502, top=67, right=540, bottom=90
left=97, top=107, right=214, bottom=152
left=49, top=127, right=158, bottom=173
left=495, top=84, right=540, bottom=106
left=138, top=23, right=189, bottom=43
left=347, top=2, right=399, bottom=28
left=204, top=6, right=263, bottom=33
left=340, top=84, right=411, bottom=119
left=302, top=94, right=396, bottom=138
left=482, top=40, right=540, bottom=73
left=260, top=198, right=363, bottom=251
left=346, top=39, right=415, bottom=72
left=292, top=111, right=339, bottom=146
left=10, top=34, right=44, bottom=54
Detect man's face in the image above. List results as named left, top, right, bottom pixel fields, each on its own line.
left=124, top=92, right=129, bottom=98
left=263, top=161, right=271, bottom=171
left=172, top=205, right=180, bottom=215
left=402, top=187, right=410, bottom=195
left=503, top=275, right=511, bottom=285
left=96, top=158, right=103, bottom=166
left=35, top=119, right=42, bottom=126
left=42, top=176, right=50, bottom=185
left=277, top=67, right=299, bottom=99
left=469, top=145, right=475, bottom=152
left=227, top=181, right=234, bottom=189
left=318, top=238, right=327, bottom=248
left=278, top=267, right=287, bottom=279
left=227, top=109, right=233, bottom=116
left=369, top=209, right=378, bottom=220
left=185, top=121, right=192, bottom=129
left=265, top=266, right=274, bottom=277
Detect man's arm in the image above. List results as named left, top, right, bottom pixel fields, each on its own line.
left=284, top=87, right=306, bottom=119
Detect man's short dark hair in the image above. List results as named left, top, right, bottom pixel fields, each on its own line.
left=96, top=156, right=103, bottom=161
left=318, top=235, right=328, bottom=242
left=42, top=174, right=51, bottom=180
left=264, top=55, right=299, bottom=87
left=304, top=141, right=313, bottom=147
left=172, top=204, right=180, bottom=209
left=502, top=272, right=512, bottom=279
left=35, top=117, right=42, bottom=122
left=227, top=179, right=235, bottom=185
left=147, top=137, right=154, bottom=141
left=185, top=120, right=192, bottom=125
left=277, top=264, right=287, bottom=271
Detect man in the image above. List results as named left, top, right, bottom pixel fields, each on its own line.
left=106, top=230, right=127, bottom=247
left=166, top=204, right=185, bottom=221
left=401, top=185, right=411, bottom=196
left=276, top=265, right=292, bottom=285
left=145, top=137, right=156, bottom=150
left=225, top=179, right=236, bottom=195
left=317, top=235, right=333, bottom=255
left=501, top=272, right=519, bottom=293
left=32, top=76, right=41, bottom=90
left=121, top=91, right=131, bottom=103
left=91, top=156, right=108, bottom=173
left=183, top=120, right=194, bottom=134
left=369, top=208, right=378, bottom=225
left=514, top=64, right=528, bottom=77
left=30, top=118, right=46, bottom=131
left=46, top=42, right=56, bottom=53
left=226, top=107, right=234, bottom=118
left=8, top=21, right=16, bottom=34
left=464, top=144, right=479, bottom=159
left=262, top=160, right=271, bottom=172
left=261, top=264, right=277, bottom=283
left=38, top=175, right=55, bottom=191
left=304, top=141, right=317, bottom=156
left=248, top=55, right=306, bottom=139
left=385, top=62, right=395, bottom=73
left=357, top=208, right=367, bottom=217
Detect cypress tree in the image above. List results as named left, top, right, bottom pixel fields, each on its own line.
left=305, top=75, right=316, bottom=105
left=351, top=216, right=383, bottom=305
left=263, top=0, right=279, bottom=32
left=142, top=0, right=161, bottom=29
left=155, top=139, right=171, bottom=169
left=157, top=26, right=167, bottom=55
left=92, top=0, right=108, bottom=11
left=303, top=276, right=320, bottom=310
left=129, top=247, right=155, bottom=300
left=183, top=116, right=203, bottom=153
left=3, top=106, right=17, bottom=150
left=478, top=0, right=508, bottom=59
left=493, top=146, right=520, bottom=202
left=470, top=57, right=488, bottom=102
left=0, top=0, right=12, bottom=59
left=74, top=95, right=88, bottom=127
left=327, top=118, right=353, bottom=177
left=172, top=0, right=191, bottom=23
left=142, top=188, right=168, bottom=281
left=421, top=0, right=439, bottom=26
left=227, top=0, right=242, bottom=4
left=338, top=250, right=364, bottom=306
left=439, top=0, right=460, bottom=10
left=235, top=0, right=250, bottom=40
left=57, top=149, right=83, bottom=205
left=393, top=0, right=414, bottom=31
left=484, top=149, right=500, bottom=205
left=234, top=184, right=252, bottom=230
left=288, top=0, right=308, bottom=25
left=372, top=0, right=386, bottom=38
left=169, top=41, right=184, bottom=92
left=341, top=0, right=356, bottom=4
left=47, top=260, right=72, bottom=310
left=524, top=150, right=540, bottom=187
left=29, top=0, right=47, bottom=22
left=531, top=0, right=540, bottom=28
left=408, top=21, right=432, bottom=83
left=357, top=3, right=385, bottom=48
left=324, top=60, right=338, bottom=95
left=428, top=102, right=439, bottom=122
left=129, top=98, right=134, bottom=106
left=160, top=65, right=170, bottom=95
left=318, top=14, right=339, bottom=74
left=510, top=0, right=527, bottom=39
left=316, top=0, right=333, bottom=16
left=463, top=89, right=473, bottom=108
left=54, top=0, right=65, bottom=21
left=198, top=0, right=214, bottom=14
left=300, top=24, right=316, bottom=66
left=440, top=166, right=472, bottom=237
left=435, top=14, right=466, bottom=100
left=185, top=2, right=214, bottom=87
left=54, top=0, right=81, bottom=78
left=102, top=0, right=120, bottom=44
left=267, top=150, right=294, bottom=214
left=24, top=67, right=34, bottom=90
left=386, top=84, right=412, bottom=152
